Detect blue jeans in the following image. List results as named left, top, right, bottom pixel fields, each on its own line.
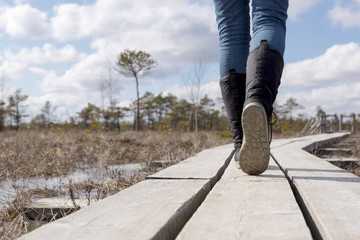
left=213, top=0, right=288, bottom=77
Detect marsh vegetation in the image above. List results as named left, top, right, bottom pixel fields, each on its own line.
left=0, top=129, right=232, bottom=239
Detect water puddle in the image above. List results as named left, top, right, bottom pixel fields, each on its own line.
left=0, top=163, right=145, bottom=202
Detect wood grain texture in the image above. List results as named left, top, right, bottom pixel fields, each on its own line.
left=20, top=179, right=211, bottom=240
left=148, top=144, right=233, bottom=179
left=177, top=158, right=312, bottom=240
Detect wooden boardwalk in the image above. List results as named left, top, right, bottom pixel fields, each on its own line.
left=20, top=132, right=360, bottom=240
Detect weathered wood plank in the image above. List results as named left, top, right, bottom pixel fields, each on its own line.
left=24, top=198, right=94, bottom=221
left=147, top=144, right=233, bottom=180
left=177, top=158, right=312, bottom=240
left=271, top=132, right=360, bottom=240
left=19, top=179, right=212, bottom=240
left=324, top=157, right=359, bottom=162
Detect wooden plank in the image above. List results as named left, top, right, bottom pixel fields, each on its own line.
left=271, top=133, right=360, bottom=240
left=148, top=144, right=233, bottom=179
left=24, top=198, right=95, bottom=221
left=317, top=148, right=352, bottom=156
left=20, top=179, right=211, bottom=240
left=318, top=148, right=351, bottom=152
left=177, top=158, right=312, bottom=240
left=324, top=157, right=359, bottom=162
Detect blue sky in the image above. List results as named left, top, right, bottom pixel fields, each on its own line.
left=0, top=0, right=360, bottom=122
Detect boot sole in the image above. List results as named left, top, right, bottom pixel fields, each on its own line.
left=238, top=102, right=269, bottom=175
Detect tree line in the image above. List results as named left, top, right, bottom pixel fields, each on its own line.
left=2, top=86, right=352, bottom=135
left=0, top=88, right=229, bottom=132
left=74, top=92, right=229, bottom=132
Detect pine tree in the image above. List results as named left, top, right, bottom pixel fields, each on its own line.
left=116, top=50, right=157, bottom=131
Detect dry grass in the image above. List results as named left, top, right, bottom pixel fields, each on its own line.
left=0, top=182, right=46, bottom=239
left=0, top=129, right=232, bottom=239
left=0, top=129, right=232, bottom=181
left=331, top=161, right=360, bottom=177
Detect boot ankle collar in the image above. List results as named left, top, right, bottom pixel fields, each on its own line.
left=220, top=68, right=246, bottom=82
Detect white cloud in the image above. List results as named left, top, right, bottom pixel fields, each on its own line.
left=282, top=42, right=360, bottom=88
left=0, top=3, right=50, bottom=39
left=27, top=93, right=94, bottom=122
left=50, top=0, right=218, bottom=63
left=278, top=42, right=360, bottom=116
left=288, top=0, right=324, bottom=20
left=0, top=43, right=88, bottom=88
left=49, top=0, right=217, bottom=44
left=50, top=3, right=91, bottom=41
left=328, top=1, right=360, bottom=28
left=3, top=43, right=86, bottom=65
left=0, top=61, right=29, bottom=79
left=0, top=0, right=218, bottom=63
left=1, top=0, right=219, bottom=96
left=26, top=0, right=219, bottom=115
left=163, top=80, right=221, bottom=105
left=38, top=51, right=126, bottom=103
left=278, top=82, right=360, bottom=116
left=40, top=55, right=102, bottom=94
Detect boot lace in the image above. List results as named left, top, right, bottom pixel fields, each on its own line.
left=269, top=111, right=277, bottom=144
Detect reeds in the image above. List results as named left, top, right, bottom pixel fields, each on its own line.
left=0, top=181, right=45, bottom=239
left=0, top=130, right=231, bottom=181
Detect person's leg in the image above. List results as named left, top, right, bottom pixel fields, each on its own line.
left=239, top=0, right=288, bottom=175
left=250, top=0, right=288, bottom=55
left=213, top=0, right=250, bottom=159
left=213, top=0, right=251, bottom=77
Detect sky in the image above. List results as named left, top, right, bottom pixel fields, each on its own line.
left=0, top=0, right=360, bottom=122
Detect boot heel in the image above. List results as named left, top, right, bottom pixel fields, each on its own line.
left=239, top=102, right=269, bottom=175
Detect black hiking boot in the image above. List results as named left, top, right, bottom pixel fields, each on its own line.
left=219, top=69, right=246, bottom=163
left=239, top=40, right=284, bottom=175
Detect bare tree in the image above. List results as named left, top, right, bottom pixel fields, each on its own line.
left=99, top=60, right=120, bottom=110
left=182, top=60, right=206, bottom=132
left=0, top=71, right=6, bottom=131
left=7, top=89, right=28, bottom=131
left=41, top=101, right=57, bottom=128
left=116, top=50, right=157, bottom=131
